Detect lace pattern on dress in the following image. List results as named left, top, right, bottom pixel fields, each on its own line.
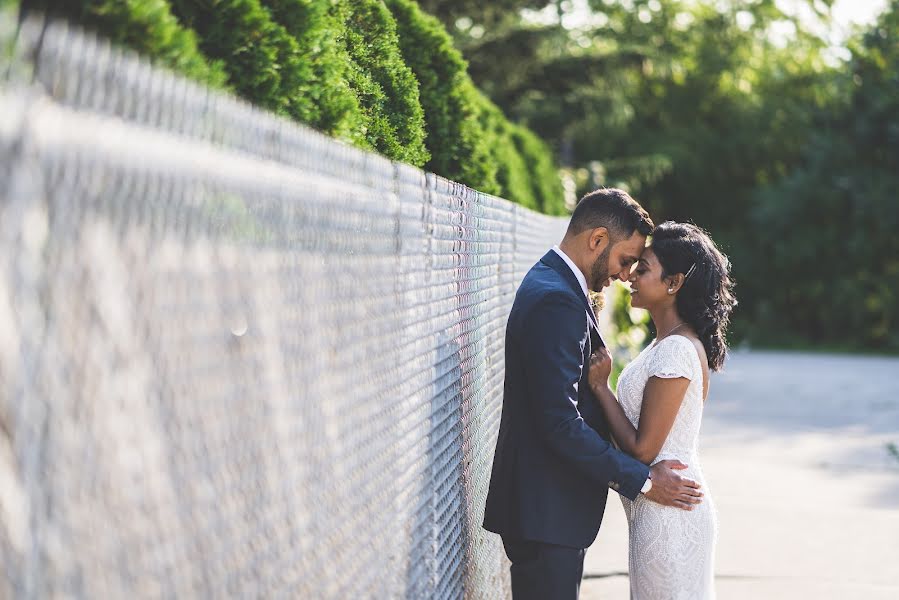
left=614, top=334, right=717, bottom=599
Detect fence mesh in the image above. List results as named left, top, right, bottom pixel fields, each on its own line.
left=0, top=13, right=568, bottom=599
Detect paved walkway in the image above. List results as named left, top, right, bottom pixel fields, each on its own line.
left=581, top=350, right=899, bottom=599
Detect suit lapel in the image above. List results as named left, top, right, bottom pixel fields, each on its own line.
left=539, top=250, right=605, bottom=347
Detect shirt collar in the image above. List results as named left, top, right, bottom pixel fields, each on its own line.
left=552, top=245, right=590, bottom=302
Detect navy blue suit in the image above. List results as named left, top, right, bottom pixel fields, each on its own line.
left=483, top=250, right=650, bottom=598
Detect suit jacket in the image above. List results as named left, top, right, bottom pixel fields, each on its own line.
left=483, top=250, right=650, bottom=549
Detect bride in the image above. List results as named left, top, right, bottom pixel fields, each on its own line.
left=588, top=221, right=736, bottom=599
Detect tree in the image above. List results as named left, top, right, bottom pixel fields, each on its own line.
left=416, top=0, right=552, bottom=32
left=447, top=0, right=894, bottom=347
left=747, top=0, right=899, bottom=350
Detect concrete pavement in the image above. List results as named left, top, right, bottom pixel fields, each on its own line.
left=581, top=350, right=899, bottom=599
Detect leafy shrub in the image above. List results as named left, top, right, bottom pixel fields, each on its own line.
left=385, top=0, right=498, bottom=192
left=475, top=93, right=536, bottom=208
left=510, top=124, right=565, bottom=214
left=337, top=0, right=429, bottom=166
left=37, top=0, right=228, bottom=87
left=168, top=0, right=301, bottom=117
left=260, top=0, right=366, bottom=144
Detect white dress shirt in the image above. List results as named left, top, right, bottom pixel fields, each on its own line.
left=552, top=245, right=599, bottom=332
left=552, top=245, right=590, bottom=301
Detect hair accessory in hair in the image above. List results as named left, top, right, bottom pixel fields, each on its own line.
left=684, top=263, right=697, bottom=281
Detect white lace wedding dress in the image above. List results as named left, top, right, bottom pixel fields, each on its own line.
left=616, top=334, right=717, bottom=599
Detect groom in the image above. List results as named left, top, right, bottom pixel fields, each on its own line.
left=483, top=188, right=703, bottom=599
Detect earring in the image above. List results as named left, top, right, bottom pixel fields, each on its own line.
left=668, top=289, right=674, bottom=294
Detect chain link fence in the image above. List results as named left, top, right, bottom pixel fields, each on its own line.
left=0, top=13, right=568, bottom=599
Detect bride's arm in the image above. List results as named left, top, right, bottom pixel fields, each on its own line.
left=587, top=348, right=690, bottom=465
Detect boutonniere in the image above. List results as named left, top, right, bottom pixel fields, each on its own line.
left=589, top=290, right=605, bottom=316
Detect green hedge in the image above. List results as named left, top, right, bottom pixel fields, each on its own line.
left=385, top=0, right=498, bottom=193
left=384, top=0, right=564, bottom=209
left=511, top=124, right=566, bottom=215
left=167, top=0, right=302, bottom=118
left=338, top=0, right=429, bottom=166
left=475, top=94, right=537, bottom=209
left=38, top=0, right=228, bottom=87
left=260, top=0, right=365, bottom=144
left=34, top=0, right=564, bottom=214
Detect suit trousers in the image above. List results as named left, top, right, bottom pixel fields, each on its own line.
left=502, top=537, right=587, bottom=600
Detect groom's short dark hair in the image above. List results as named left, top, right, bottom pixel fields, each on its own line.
left=567, top=188, right=654, bottom=241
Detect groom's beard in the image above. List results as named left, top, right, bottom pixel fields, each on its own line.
left=589, top=245, right=611, bottom=291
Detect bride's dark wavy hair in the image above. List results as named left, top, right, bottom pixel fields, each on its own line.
left=650, top=222, right=737, bottom=371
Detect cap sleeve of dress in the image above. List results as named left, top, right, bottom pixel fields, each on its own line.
left=647, top=335, right=697, bottom=381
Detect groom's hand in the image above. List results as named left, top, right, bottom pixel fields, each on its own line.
left=645, top=460, right=703, bottom=510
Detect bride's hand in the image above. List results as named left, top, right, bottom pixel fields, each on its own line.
left=588, top=346, right=613, bottom=392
